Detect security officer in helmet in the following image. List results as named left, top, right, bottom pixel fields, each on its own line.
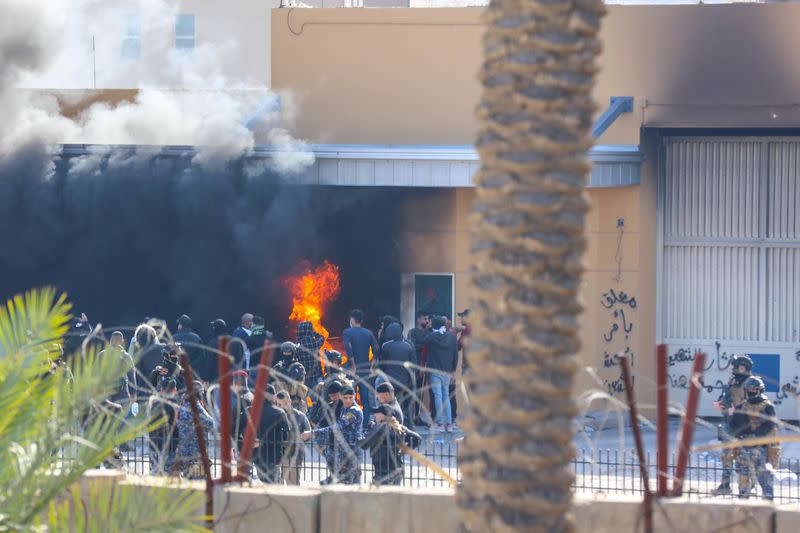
left=273, top=342, right=309, bottom=414
left=712, top=354, right=752, bottom=495
left=275, top=342, right=299, bottom=369
left=286, top=361, right=309, bottom=413
left=729, top=376, right=777, bottom=501
left=301, top=384, right=363, bottom=485
left=316, top=349, right=351, bottom=401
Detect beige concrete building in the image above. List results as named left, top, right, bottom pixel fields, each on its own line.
left=40, top=3, right=800, bottom=420
left=271, top=4, right=800, bottom=419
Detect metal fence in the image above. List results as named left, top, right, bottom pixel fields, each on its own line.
left=113, top=434, right=460, bottom=488
left=573, top=448, right=800, bottom=504
left=81, top=437, right=800, bottom=503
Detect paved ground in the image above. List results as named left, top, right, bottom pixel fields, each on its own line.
left=576, top=416, right=800, bottom=460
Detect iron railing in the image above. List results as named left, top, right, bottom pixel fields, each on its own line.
left=62, top=438, right=800, bottom=503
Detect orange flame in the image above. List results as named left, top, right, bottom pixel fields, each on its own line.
left=284, top=261, right=341, bottom=371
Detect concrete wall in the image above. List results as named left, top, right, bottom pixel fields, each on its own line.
left=271, top=7, right=482, bottom=145
left=272, top=3, right=800, bottom=409
left=396, top=183, right=652, bottom=405
left=272, top=4, right=800, bottom=144
left=77, top=471, right=800, bottom=532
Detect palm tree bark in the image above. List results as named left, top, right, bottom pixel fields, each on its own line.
left=457, top=0, right=604, bottom=532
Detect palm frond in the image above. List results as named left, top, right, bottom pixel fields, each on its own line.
left=43, top=482, right=208, bottom=533
left=0, top=287, right=71, bottom=361
left=0, top=288, right=206, bottom=532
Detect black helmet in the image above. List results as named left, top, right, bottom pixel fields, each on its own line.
left=731, top=354, right=753, bottom=375
left=288, top=361, right=306, bottom=382
left=743, top=376, right=766, bottom=401
left=324, top=349, right=343, bottom=368
left=281, top=341, right=297, bottom=356
left=210, top=319, right=227, bottom=336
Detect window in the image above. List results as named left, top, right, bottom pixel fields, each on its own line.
left=414, top=274, right=454, bottom=321
left=175, top=14, right=195, bottom=53
left=121, top=15, right=141, bottom=61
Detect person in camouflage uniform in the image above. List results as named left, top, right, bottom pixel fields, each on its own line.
left=730, top=376, right=777, bottom=501
left=302, top=385, right=363, bottom=485
left=273, top=343, right=310, bottom=414
left=712, top=354, right=752, bottom=495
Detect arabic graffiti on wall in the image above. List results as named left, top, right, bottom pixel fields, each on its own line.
left=600, top=288, right=637, bottom=395
left=666, top=345, right=800, bottom=417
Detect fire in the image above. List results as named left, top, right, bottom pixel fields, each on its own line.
left=284, top=260, right=341, bottom=372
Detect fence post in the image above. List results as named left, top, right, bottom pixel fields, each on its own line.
left=656, top=344, right=669, bottom=496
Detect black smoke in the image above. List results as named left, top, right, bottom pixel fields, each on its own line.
left=0, top=147, right=402, bottom=340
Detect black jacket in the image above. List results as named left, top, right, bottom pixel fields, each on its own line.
left=378, top=323, right=415, bottom=387
left=174, top=329, right=206, bottom=380
left=204, top=336, right=224, bottom=382
left=358, top=423, right=421, bottom=483
left=422, top=330, right=458, bottom=373
left=243, top=401, right=289, bottom=469
left=135, top=342, right=166, bottom=396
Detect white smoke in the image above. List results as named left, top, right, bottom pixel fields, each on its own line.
left=1, top=0, right=313, bottom=173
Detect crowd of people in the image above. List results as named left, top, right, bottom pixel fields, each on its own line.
left=59, top=307, right=471, bottom=486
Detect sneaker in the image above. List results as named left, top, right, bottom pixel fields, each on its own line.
left=445, top=424, right=453, bottom=433
left=712, top=482, right=731, bottom=496
left=433, top=424, right=445, bottom=432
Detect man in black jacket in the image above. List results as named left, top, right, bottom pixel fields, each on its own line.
left=173, top=315, right=207, bottom=381
left=377, top=322, right=415, bottom=423
left=421, top=316, right=458, bottom=432
left=406, top=311, right=431, bottom=426
left=242, top=384, right=289, bottom=483
left=133, top=324, right=166, bottom=400
left=358, top=404, right=421, bottom=485
left=205, top=319, right=228, bottom=383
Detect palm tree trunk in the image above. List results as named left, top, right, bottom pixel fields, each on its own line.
left=457, top=0, right=604, bottom=531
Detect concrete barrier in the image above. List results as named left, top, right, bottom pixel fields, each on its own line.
left=318, top=486, right=458, bottom=533
left=573, top=494, right=641, bottom=532
left=214, top=485, right=320, bottom=533
left=72, top=472, right=800, bottom=532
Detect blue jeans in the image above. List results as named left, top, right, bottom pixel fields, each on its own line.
left=429, top=373, right=452, bottom=425
left=355, top=374, right=373, bottom=430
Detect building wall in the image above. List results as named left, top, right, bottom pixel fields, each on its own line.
left=272, top=4, right=800, bottom=144
left=273, top=4, right=800, bottom=411
left=396, top=184, right=649, bottom=406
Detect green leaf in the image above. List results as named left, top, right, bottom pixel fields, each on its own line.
left=0, top=288, right=207, bottom=532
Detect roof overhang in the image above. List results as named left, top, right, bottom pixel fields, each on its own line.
left=59, top=143, right=643, bottom=188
